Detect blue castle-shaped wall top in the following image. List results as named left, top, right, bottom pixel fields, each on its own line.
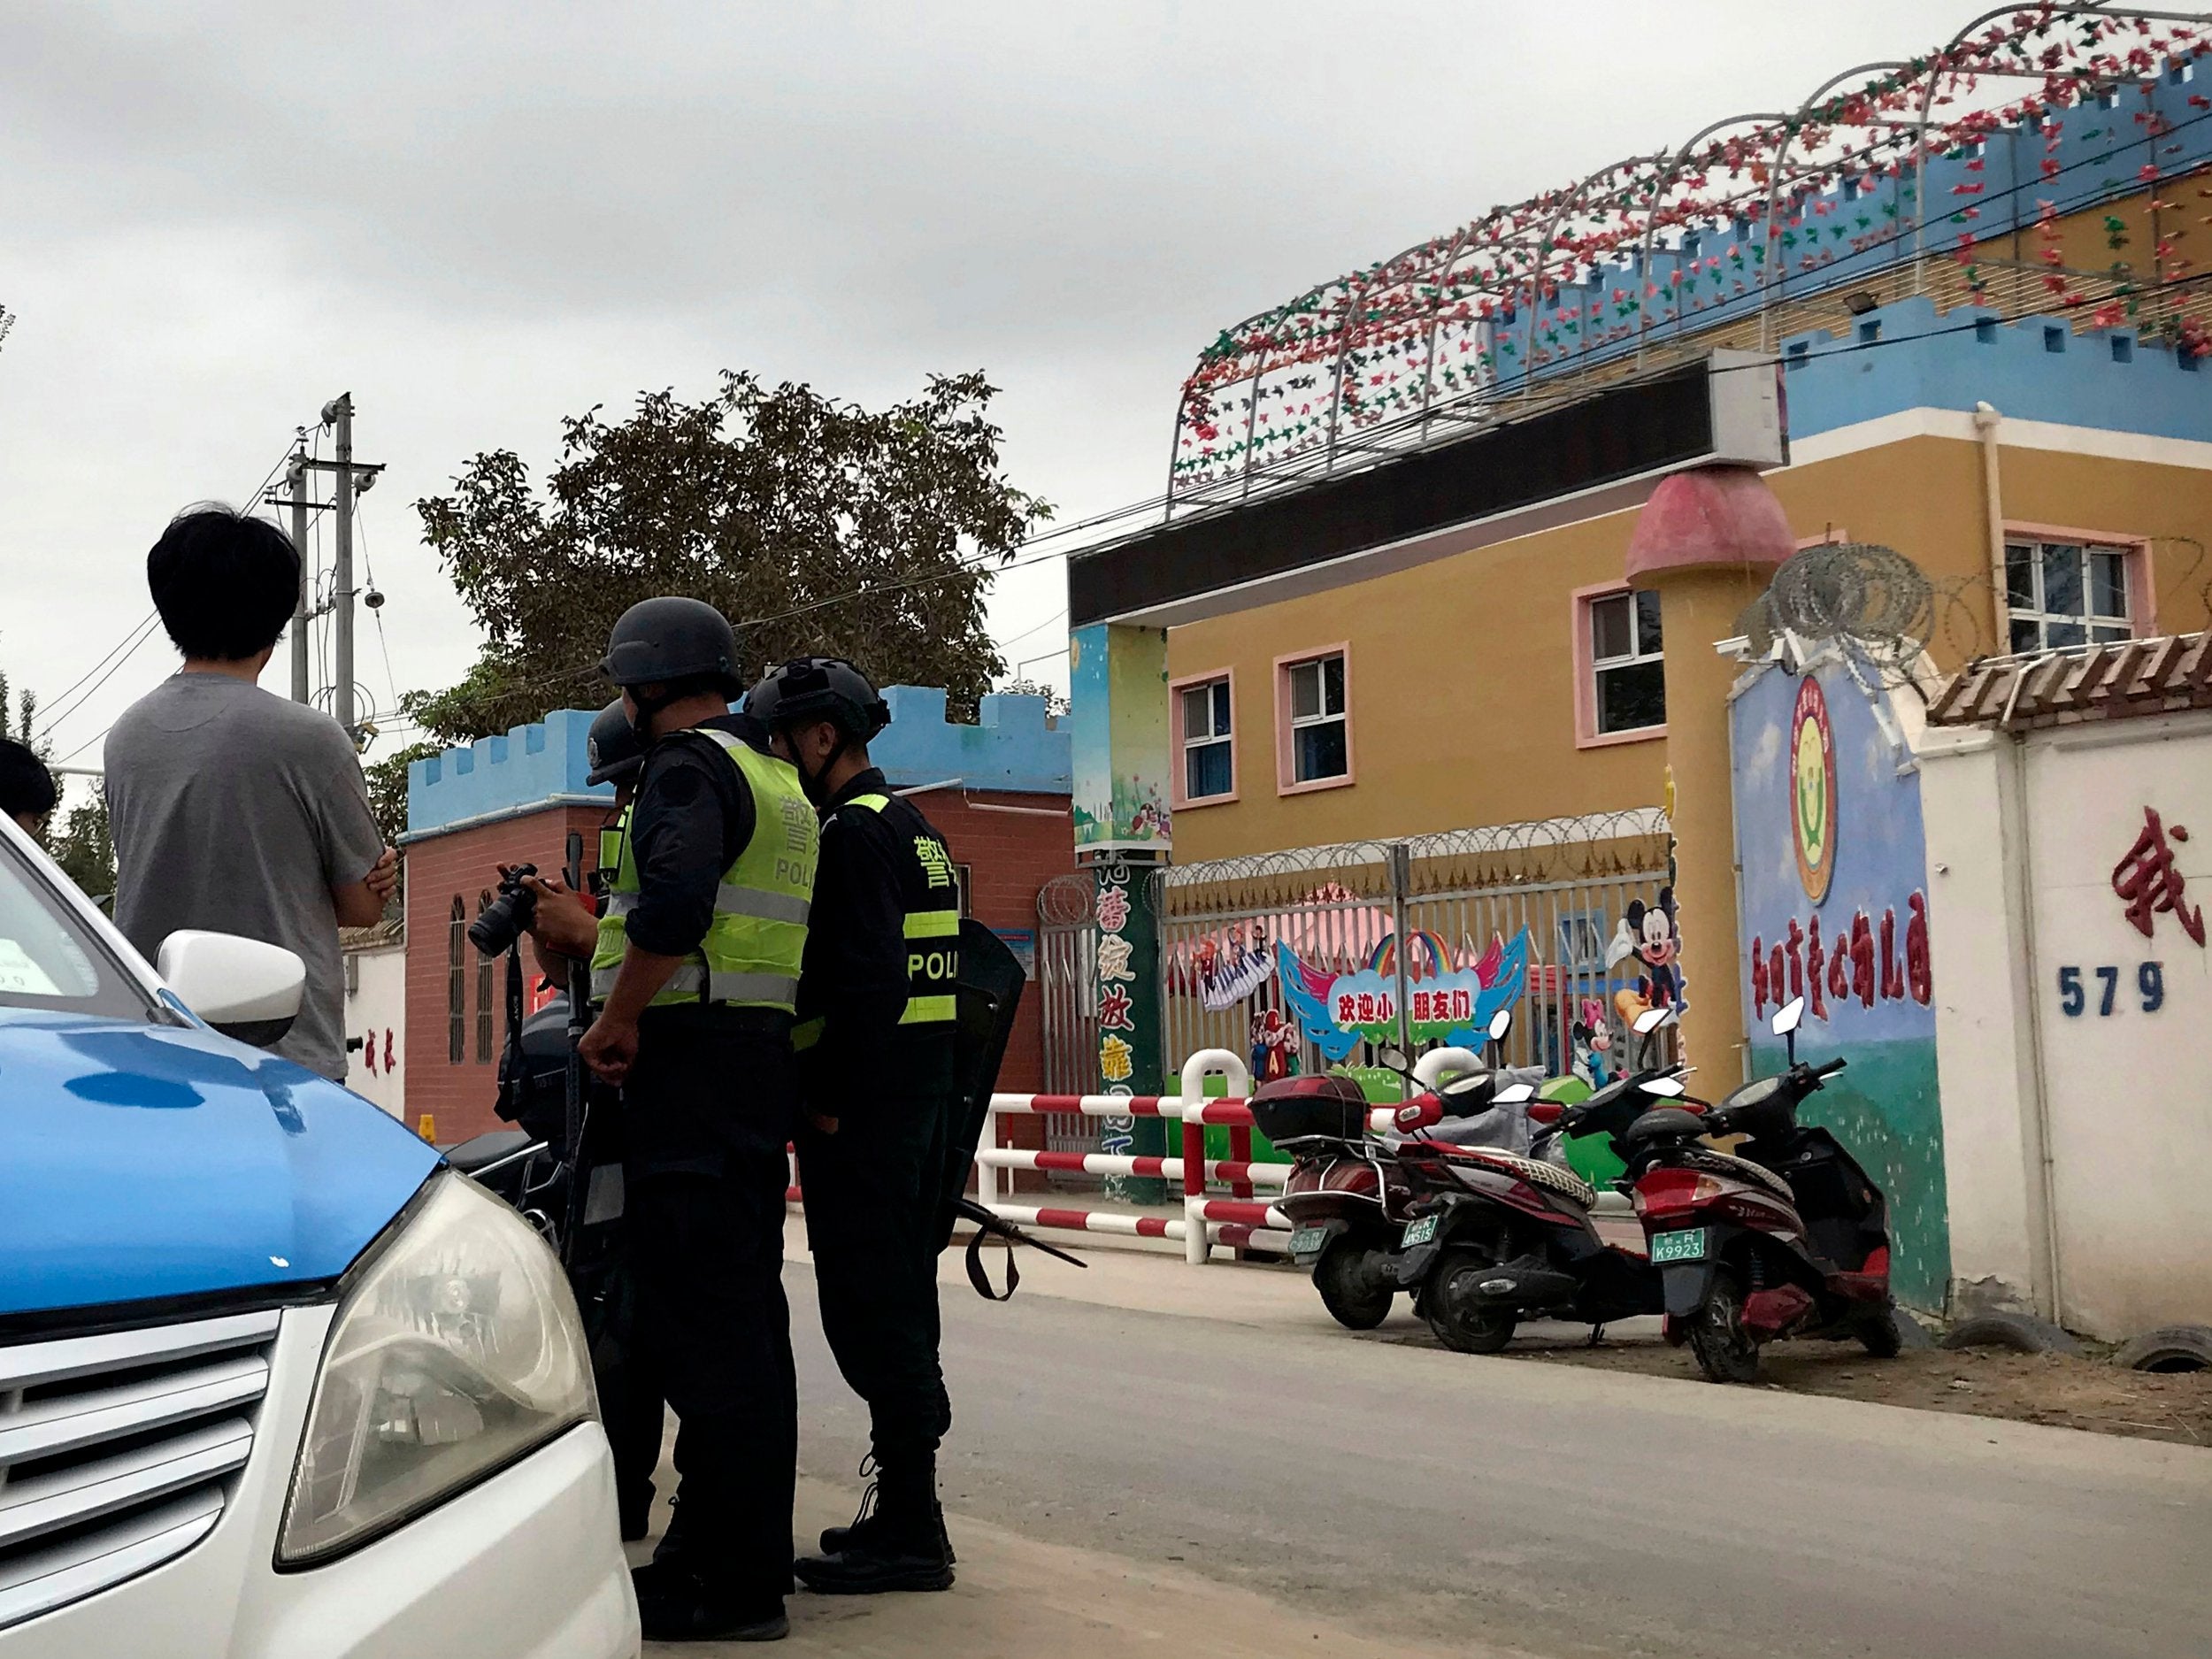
left=407, top=688, right=1069, bottom=838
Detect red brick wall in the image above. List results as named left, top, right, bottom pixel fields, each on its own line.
left=403, top=788, right=1072, bottom=1143
left=403, top=805, right=614, bottom=1144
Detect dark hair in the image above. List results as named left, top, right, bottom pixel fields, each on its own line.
left=0, top=739, right=58, bottom=818
left=147, top=503, right=302, bottom=661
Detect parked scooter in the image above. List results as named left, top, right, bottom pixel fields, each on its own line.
left=1619, top=995, right=1900, bottom=1382
left=1263, top=1010, right=1531, bottom=1330
left=1382, top=1010, right=1694, bottom=1353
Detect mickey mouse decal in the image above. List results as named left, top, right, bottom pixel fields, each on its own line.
left=1606, top=887, right=1685, bottom=1018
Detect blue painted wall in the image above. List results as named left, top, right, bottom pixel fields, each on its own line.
left=1778, top=297, right=2212, bottom=442
left=1730, top=649, right=1948, bottom=1312
left=1486, top=65, right=2212, bottom=391
left=409, top=689, right=1068, bottom=836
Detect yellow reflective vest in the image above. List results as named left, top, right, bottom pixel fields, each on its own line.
left=591, top=731, right=818, bottom=1011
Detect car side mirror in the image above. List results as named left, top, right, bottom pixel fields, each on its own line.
left=158, top=930, right=305, bottom=1048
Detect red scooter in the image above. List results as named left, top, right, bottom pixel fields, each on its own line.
left=1618, top=995, right=1901, bottom=1382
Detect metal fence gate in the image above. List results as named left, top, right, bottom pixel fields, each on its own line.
left=1038, top=810, right=1676, bottom=1154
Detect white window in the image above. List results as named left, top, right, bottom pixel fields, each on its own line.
left=1589, top=590, right=1666, bottom=734
left=2006, top=541, right=2133, bottom=652
left=1286, top=653, right=1348, bottom=784
left=1179, top=678, right=1233, bottom=802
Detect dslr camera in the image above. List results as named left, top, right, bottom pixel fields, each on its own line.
left=469, top=863, right=541, bottom=957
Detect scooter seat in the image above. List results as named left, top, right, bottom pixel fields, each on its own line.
left=1673, top=1145, right=1796, bottom=1202
left=1421, top=1142, right=1598, bottom=1210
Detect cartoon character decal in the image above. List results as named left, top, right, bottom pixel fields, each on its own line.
left=1248, top=1006, right=1300, bottom=1082
left=1569, top=997, right=1612, bottom=1088
left=1607, top=887, right=1684, bottom=1017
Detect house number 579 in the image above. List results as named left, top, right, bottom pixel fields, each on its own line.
left=2057, top=963, right=2164, bottom=1017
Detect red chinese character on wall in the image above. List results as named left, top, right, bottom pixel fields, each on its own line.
left=1097, top=985, right=1135, bottom=1032
left=1095, top=887, right=1131, bottom=933
left=1334, top=993, right=1356, bottom=1025
left=2112, top=807, right=2206, bottom=947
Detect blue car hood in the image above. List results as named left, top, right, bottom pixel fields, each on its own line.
left=0, top=1009, right=440, bottom=1319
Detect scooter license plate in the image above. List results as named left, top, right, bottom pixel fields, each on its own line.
left=1649, top=1226, right=1708, bottom=1264
left=1287, top=1226, right=1332, bottom=1260
left=1401, top=1215, right=1440, bottom=1248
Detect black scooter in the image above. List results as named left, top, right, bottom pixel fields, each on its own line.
left=1381, top=1009, right=1691, bottom=1352
left=1620, top=995, right=1900, bottom=1382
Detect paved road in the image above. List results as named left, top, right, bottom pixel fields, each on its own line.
left=787, top=1265, right=2212, bottom=1659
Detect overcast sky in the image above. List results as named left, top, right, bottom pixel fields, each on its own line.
left=0, top=0, right=1961, bottom=795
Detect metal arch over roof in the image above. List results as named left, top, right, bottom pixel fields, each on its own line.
left=1169, top=4, right=2212, bottom=514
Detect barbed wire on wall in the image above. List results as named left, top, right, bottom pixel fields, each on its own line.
left=1739, top=534, right=2212, bottom=696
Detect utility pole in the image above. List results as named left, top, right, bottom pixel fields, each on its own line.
left=325, top=393, right=357, bottom=737
left=286, top=448, right=311, bottom=703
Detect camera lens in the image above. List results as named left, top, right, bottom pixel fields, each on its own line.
left=468, top=865, right=540, bottom=957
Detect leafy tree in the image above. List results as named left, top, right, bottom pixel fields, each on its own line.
left=365, top=740, right=440, bottom=853
left=1000, top=675, right=1071, bottom=718
left=410, top=371, right=1051, bottom=742
left=0, top=663, right=117, bottom=903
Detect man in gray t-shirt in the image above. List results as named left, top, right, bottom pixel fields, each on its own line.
left=105, top=505, right=396, bottom=1081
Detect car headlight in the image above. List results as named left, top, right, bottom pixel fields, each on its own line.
left=278, top=1171, right=595, bottom=1564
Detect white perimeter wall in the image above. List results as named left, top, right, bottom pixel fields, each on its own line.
left=342, top=944, right=407, bottom=1120
left=1919, top=710, right=2212, bottom=1338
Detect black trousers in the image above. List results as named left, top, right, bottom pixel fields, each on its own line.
left=622, top=1017, right=800, bottom=1601
left=797, top=1095, right=953, bottom=1462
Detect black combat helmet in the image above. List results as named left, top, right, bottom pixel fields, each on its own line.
left=742, top=657, right=891, bottom=741
left=598, top=596, right=743, bottom=695
left=584, top=698, right=645, bottom=787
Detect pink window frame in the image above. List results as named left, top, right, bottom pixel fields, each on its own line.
left=1274, top=644, right=1355, bottom=795
left=1571, top=583, right=1667, bottom=750
left=1169, top=667, right=1239, bottom=808
left=2001, top=522, right=2156, bottom=636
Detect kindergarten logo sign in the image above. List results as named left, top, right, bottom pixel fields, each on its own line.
left=1791, top=675, right=1837, bottom=905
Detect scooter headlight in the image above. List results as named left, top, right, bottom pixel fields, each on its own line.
left=278, top=1171, right=595, bottom=1564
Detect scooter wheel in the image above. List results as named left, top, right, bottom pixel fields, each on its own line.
left=1313, top=1237, right=1393, bottom=1330
left=1423, top=1248, right=1517, bottom=1356
left=1855, top=1301, right=1905, bottom=1359
left=1687, top=1269, right=1762, bottom=1384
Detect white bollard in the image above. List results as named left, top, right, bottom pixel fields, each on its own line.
left=1178, top=1048, right=1250, bottom=1266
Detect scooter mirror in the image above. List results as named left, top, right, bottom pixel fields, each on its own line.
left=1632, top=1008, right=1669, bottom=1035
left=1377, top=1045, right=1411, bottom=1071
left=1493, top=1081, right=1536, bottom=1104
left=1640, top=1076, right=1687, bottom=1097
left=1486, top=1007, right=1513, bottom=1042
left=1772, top=996, right=1806, bottom=1037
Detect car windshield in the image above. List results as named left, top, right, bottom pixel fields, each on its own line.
left=0, top=836, right=157, bottom=1021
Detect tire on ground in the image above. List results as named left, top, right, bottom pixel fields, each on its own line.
left=1939, top=1311, right=2081, bottom=1356
left=2112, top=1324, right=2212, bottom=1373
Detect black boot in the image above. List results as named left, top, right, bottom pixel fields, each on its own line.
left=795, top=1454, right=954, bottom=1594
left=631, top=1562, right=787, bottom=1642
left=815, top=1456, right=959, bottom=1565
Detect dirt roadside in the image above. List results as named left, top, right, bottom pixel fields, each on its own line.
left=1495, top=1330, right=2212, bottom=1447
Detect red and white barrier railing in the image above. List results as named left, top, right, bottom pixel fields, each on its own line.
left=978, top=1050, right=1319, bottom=1264
left=790, top=1046, right=1498, bottom=1266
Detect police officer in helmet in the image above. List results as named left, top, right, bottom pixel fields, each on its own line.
left=582, top=598, right=819, bottom=1642
left=505, top=698, right=663, bottom=1541
left=746, top=657, right=963, bottom=1595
